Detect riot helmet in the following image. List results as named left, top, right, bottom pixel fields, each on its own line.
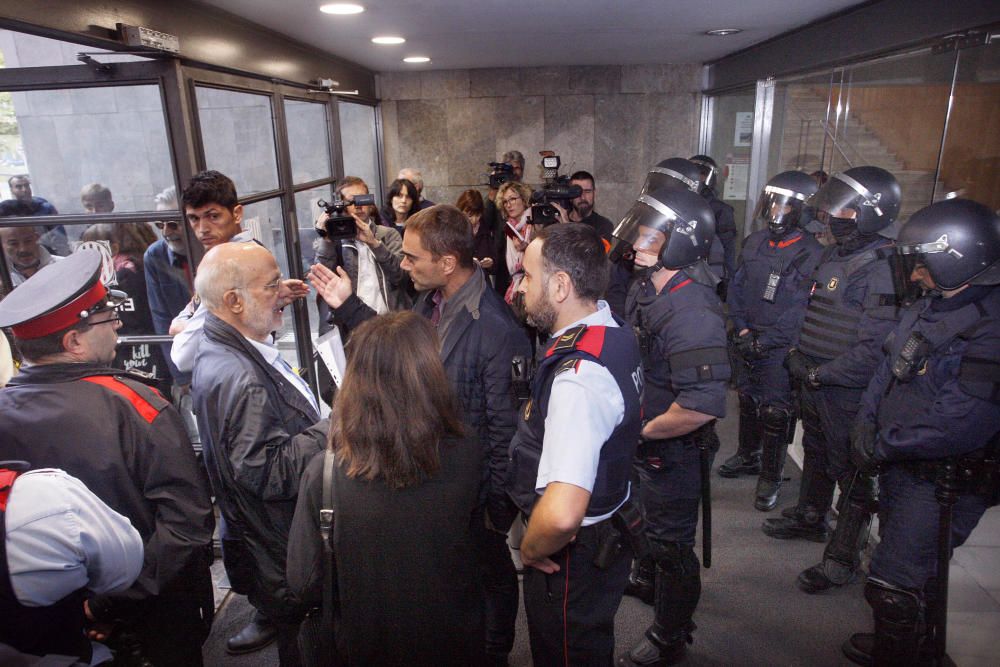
left=689, top=154, right=719, bottom=192
left=613, top=186, right=715, bottom=270
left=640, top=158, right=701, bottom=196
left=752, top=170, right=819, bottom=238
left=896, top=198, right=1000, bottom=291
left=810, top=166, right=901, bottom=237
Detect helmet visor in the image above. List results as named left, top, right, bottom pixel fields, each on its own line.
left=753, top=186, right=807, bottom=232
left=640, top=167, right=699, bottom=196
left=614, top=195, right=690, bottom=264
left=810, top=173, right=883, bottom=219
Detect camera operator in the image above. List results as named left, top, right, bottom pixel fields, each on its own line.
left=314, top=177, right=407, bottom=335
left=568, top=170, right=614, bottom=244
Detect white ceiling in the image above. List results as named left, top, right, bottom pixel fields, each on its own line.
left=199, top=0, right=865, bottom=72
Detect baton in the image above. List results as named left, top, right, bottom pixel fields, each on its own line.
left=699, top=442, right=712, bottom=568
left=934, top=460, right=960, bottom=664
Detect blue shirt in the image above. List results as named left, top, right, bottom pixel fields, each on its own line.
left=143, top=239, right=193, bottom=383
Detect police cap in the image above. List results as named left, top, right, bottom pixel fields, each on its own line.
left=0, top=249, right=125, bottom=340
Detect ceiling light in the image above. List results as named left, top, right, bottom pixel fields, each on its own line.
left=320, top=3, right=364, bottom=15
left=705, top=28, right=742, bottom=36
left=403, top=56, right=430, bottom=63
left=372, top=36, right=405, bottom=45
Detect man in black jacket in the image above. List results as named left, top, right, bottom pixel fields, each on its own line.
left=310, top=204, right=531, bottom=665
left=0, top=250, right=215, bottom=665
left=191, top=242, right=328, bottom=667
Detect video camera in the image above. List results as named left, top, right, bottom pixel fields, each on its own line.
left=315, top=193, right=375, bottom=241
left=487, top=161, right=515, bottom=189
left=529, top=153, right=581, bottom=227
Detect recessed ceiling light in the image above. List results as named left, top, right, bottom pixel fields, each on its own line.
left=320, top=3, right=364, bottom=15
left=705, top=28, right=742, bottom=36
left=372, top=36, right=406, bottom=45
left=403, top=56, right=430, bottom=63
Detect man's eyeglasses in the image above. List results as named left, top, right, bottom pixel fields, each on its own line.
left=88, top=314, right=122, bottom=327
left=154, top=221, right=181, bottom=231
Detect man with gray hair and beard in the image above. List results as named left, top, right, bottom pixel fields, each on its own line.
left=191, top=242, right=328, bottom=667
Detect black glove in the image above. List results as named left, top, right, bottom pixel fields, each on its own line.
left=850, top=421, right=879, bottom=474
left=785, top=349, right=819, bottom=387
left=734, top=330, right=764, bottom=360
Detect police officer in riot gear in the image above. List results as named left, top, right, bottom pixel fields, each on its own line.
left=608, top=158, right=705, bottom=318
left=690, top=155, right=737, bottom=298
left=724, top=172, right=824, bottom=514
left=615, top=187, right=730, bottom=666
left=843, top=198, right=1000, bottom=665
left=763, top=166, right=904, bottom=595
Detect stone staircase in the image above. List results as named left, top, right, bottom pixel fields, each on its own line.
left=778, top=85, right=944, bottom=222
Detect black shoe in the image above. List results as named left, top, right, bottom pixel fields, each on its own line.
left=485, top=652, right=510, bottom=667
left=797, top=561, right=859, bottom=594
left=762, top=516, right=829, bottom=542
left=842, top=633, right=873, bottom=666
left=226, top=618, right=277, bottom=655
left=781, top=505, right=804, bottom=520
left=616, top=635, right=687, bottom=667
left=718, top=452, right=761, bottom=478
left=754, top=477, right=781, bottom=512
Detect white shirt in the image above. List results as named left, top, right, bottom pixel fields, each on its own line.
left=169, top=230, right=254, bottom=373
left=352, top=241, right=389, bottom=315
left=534, top=301, right=627, bottom=526
left=245, top=335, right=320, bottom=414
left=5, top=469, right=144, bottom=607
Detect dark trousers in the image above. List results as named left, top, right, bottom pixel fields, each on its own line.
left=870, top=465, right=989, bottom=592
left=799, top=384, right=863, bottom=513
left=522, top=522, right=630, bottom=667
left=637, top=435, right=710, bottom=546
left=737, top=348, right=795, bottom=410
left=132, top=593, right=213, bottom=666
left=475, top=523, right=519, bottom=656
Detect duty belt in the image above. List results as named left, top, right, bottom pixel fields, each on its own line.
left=902, top=455, right=1000, bottom=505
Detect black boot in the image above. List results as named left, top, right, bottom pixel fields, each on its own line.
left=762, top=454, right=833, bottom=541
left=798, top=478, right=873, bottom=593
left=226, top=613, right=277, bottom=655
left=718, top=394, right=761, bottom=478
left=864, top=579, right=925, bottom=666
left=624, top=556, right=655, bottom=605
left=618, top=544, right=700, bottom=667
left=754, top=405, right=794, bottom=511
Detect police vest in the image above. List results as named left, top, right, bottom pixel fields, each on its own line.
left=507, top=324, right=643, bottom=517
left=879, top=290, right=1000, bottom=440
left=0, top=467, right=92, bottom=663
left=798, top=244, right=896, bottom=361
left=739, top=231, right=821, bottom=328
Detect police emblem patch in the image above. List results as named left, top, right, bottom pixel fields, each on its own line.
left=827, top=277, right=839, bottom=290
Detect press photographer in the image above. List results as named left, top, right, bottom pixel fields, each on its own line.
left=528, top=153, right=578, bottom=227
left=313, top=177, right=407, bottom=332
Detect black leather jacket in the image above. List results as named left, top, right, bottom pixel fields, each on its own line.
left=191, top=313, right=328, bottom=619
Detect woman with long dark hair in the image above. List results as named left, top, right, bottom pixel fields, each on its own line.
left=288, top=311, right=486, bottom=666
left=380, top=178, right=420, bottom=234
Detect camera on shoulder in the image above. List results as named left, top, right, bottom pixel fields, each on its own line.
left=529, top=153, right=581, bottom=227
left=486, top=161, right=515, bottom=189
left=316, top=193, right=375, bottom=241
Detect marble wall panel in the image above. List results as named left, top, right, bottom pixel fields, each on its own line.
left=596, top=181, right=637, bottom=225
left=594, top=93, right=653, bottom=188
left=445, top=97, right=497, bottom=186
left=396, top=99, right=449, bottom=187
left=494, top=95, right=545, bottom=168
left=569, top=66, right=621, bottom=95
left=420, top=70, right=470, bottom=99
left=543, top=95, right=595, bottom=175
left=469, top=68, right=521, bottom=98
left=377, top=71, right=421, bottom=100
left=520, top=67, right=575, bottom=97
left=423, top=185, right=473, bottom=208
left=621, top=64, right=702, bottom=94
left=650, top=93, right=700, bottom=163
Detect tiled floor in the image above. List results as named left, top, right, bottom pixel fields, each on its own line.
left=949, top=508, right=1000, bottom=666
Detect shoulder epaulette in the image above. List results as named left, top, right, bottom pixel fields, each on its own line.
left=80, top=375, right=169, bottom=424
left=547, top=324, right=608, bottom=359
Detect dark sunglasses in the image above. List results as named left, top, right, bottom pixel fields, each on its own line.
left=154, top=221, right=181, bottom=231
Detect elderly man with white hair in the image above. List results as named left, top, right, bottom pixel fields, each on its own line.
left=398, top=167, right=436, bottom=210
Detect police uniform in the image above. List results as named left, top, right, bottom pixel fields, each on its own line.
left=1, top=466, right=144, bottom=664
left=0, top=251, right=216, bottom=666
left=507, top=302, right=643, bottom=667
left=727, top=227, right=824, bottom=506
left=625, top=264, right=730, bottom=661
